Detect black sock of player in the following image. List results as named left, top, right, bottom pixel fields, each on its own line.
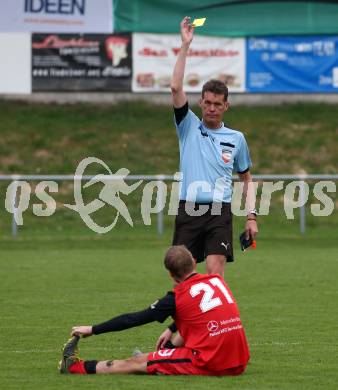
left=163, top=340, right=176, bottom=349
left=84, top=360, right=98, bottom=374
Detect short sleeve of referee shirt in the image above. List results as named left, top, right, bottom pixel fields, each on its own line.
left=174, top=108, right=200, bottom=143
left=233, top=133, right=252, bottom=174
left=148, top=291, right=176, bottom=323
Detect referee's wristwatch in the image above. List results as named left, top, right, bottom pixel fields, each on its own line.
left=247, top=209, right=258, bottom=221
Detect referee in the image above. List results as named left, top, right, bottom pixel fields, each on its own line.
left=171, top=17, right=258, bottom=277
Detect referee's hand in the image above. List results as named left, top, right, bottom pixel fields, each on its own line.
left=180, top=16, right=194, bottom=45
left=245, top=219, right=258, bottom=240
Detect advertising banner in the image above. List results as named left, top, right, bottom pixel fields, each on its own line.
left=0, top=0, right=113, bottom=33
left=247, top=36, right=338, bottom=92
left=0, top=33, right=31, bottom=94
left=132, top=33, right=245, bottom=93
left=32, top=33, right=132, bottom=91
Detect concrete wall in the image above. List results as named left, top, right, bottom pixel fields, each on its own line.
left=1, top=92, right=338, bottom=106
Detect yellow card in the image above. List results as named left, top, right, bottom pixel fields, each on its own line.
left=191, top=17, right=206, bottom=27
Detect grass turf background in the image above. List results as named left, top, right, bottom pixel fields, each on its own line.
left=0, top=100, right=337, bottom=175
left=0, top=224, right=337, bottom=389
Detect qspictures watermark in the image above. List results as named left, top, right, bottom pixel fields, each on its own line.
left=4, top=157, right=337, bottom=234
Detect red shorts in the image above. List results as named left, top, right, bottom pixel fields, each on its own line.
left=146, top=347, right=246, bottom=376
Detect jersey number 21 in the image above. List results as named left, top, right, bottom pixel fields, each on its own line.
left=190, top=277, right=234, bottom=313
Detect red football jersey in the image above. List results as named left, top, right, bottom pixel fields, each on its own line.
left=173, top=273, right=250, bottom=371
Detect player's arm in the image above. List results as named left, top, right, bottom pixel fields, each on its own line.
left=156, top=321, right=178, bottom=350
left=171, top=16, right=194, bottom=109
left=238, top=170, right=258, bottom=239
left=70, top=310, right=155, bottom=337
left=70, top=292, right=176, bottom=337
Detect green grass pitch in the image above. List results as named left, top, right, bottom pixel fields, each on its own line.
left=0, top=222, right=337, bottom=390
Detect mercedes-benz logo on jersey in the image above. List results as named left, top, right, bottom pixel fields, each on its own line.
left=207, top=320, right=219, bottom=332
left=65, top=157, right=143, bottom=233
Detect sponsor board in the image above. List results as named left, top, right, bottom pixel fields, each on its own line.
left=0, top=0, right=113, bottom=33
left=32, top=33, right=132, bottom=91
left=247, top=36, right=338, bottom=92
left=0, top=33, right=31, bottom=94
left=132, top=33, right=245, bottom=93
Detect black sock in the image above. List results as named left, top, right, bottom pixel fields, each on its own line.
left=84, top=360, right=98, bottom=374
left=163, top=340, right=176, bottom=349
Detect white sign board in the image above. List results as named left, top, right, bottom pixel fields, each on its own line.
left=0, top=33, right=31, bottom=94
left=0, top=0, right=113, bottom=33
left=132, top=33, right=246, bottom=93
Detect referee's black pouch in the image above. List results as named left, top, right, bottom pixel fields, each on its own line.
left=239, top=231, right=253, bottom=251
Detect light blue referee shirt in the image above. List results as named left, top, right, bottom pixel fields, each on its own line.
left=176, top=109, right=252, bottom=203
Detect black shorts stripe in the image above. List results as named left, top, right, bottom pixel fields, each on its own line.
left=147, top=358, right=192, bottom=367
left=237, top=167, right=250, bottom=174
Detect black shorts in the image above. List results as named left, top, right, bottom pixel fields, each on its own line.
left=172, top=201, right=233, bottom=263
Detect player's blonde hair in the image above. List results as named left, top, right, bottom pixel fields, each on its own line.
left=164, top=245, right=195, bottom=278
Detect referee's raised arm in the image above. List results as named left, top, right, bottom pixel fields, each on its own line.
left=171, top=17, right=194, bottom=108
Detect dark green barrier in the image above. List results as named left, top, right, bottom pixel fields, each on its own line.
left=114, top=0, right=338, bottom=36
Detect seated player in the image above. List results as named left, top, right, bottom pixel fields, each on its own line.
left=59, top=245, right=250, bottom=376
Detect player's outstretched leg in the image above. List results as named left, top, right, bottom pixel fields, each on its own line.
left=59, top=335, right=81, bottom=374
left=95, top=353, right=148, bottom=374
left=59, top=336, right=148, bottom=375
left=59, top=335, right=98, bottom=375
